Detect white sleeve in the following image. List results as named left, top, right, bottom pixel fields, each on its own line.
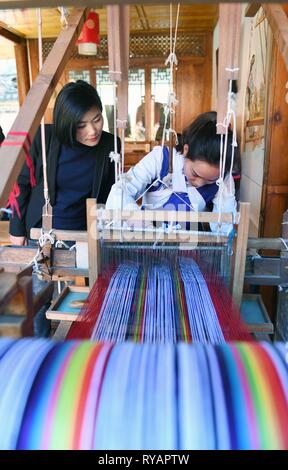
left=210, top=174, right=237, bottom=235
left=105, top=146, right=163, bottom=210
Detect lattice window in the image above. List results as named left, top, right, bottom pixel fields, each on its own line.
left=130, top=33, right=205, bottom=58
left=129, top=68, right=145, bottom=86
left=68, top=70, right=90, bottom=83
left=43, top=33, right=206, bottom=61
left=151, top=68, right=171, bottom=88
left=42, top=41, right=54, bottom=59
left=95, top=68, right=113, bottom=85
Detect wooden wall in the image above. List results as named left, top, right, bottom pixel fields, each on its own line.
left=260, top=42, right=288, bottom=239
left=258, top=6, right=288, bottom=320
left=175, top=34, right=213, bottom=132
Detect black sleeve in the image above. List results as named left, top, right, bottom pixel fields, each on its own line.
left=0, top=126, right=5, bottom=144
left=9, top=127, right=43, bottom=237
left=98, top=135, right=121, bottom=204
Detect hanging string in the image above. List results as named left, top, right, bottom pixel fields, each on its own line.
left=36, top=9, right=50, bottom=215
left=135, top=173, right=194, bottom=213
left=55, top=240, right=76, bottom=250
left=216, top=69, right=239, bottom=231
left=161, top=3, right=180, bottom=150
left=109, top=81, right=121, bottom=183
left=119, top=127, right=126, bottom=221
left=57, top=6, right=69, bottom=29
left=279, top=237, right=288, bottom=251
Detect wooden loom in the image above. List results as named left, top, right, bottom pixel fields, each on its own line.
left=0, top=4, right=249, bottom=338
left=23, top=198, right=249, bottom=341
left=1, top=3, right=288, bottom=337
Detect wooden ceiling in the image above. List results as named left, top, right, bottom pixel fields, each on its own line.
left=0, top=4, right=218, bottom=40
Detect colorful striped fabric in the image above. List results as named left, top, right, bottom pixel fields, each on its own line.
left=0, top=339, right=287, bottom=450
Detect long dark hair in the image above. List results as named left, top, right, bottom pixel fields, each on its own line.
left=53, top=80, right=103, bottom=146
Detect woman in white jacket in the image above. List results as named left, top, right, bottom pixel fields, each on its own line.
left=106, top=112, right=238, bottom=234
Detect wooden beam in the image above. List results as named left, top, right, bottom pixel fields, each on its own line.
left=0, top=271, right=18, bottom=310
left=232, top=202, right=250, bottom=308
left=245, top=3, right=261, bottom=18
left=30, top=228, right=87, bottom=242
left=116, top=5, right=130, bottom=127
left=97, top=208, right=239, bottom=224
left=0, top=221, right=9, bottom=244
left=0, top=0, right=234, bottom=8
left=262, top=4, right=288, bottom=71
left=87, top=198, right=100, bottom=288
left=217, top=3, right=242, bottom=133
left=53, top=321, right=73, bottom=341
left=27, top=39, right=40, bottom=82
left=0, top=22, right=25, bottom=44
left=247, top=237, right=288, bottom=250
left=14, top=43, right=30, bottom=105
left=0, top=8, right=87, bottom=209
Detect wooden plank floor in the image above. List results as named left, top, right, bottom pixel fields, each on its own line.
left=0, top=221, right=9, bottom=245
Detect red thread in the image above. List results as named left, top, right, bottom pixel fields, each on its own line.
left=23, top=143, right=36, bottom=187
left=2, top=132, right=36, bottom=218
left=6, top=182, right=21, bottom=219
left=8, top=131, right=32, bottom=146
left=3, top=132, right=36, bottom=188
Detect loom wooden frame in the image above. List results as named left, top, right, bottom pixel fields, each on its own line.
left=13, top=200, right=251, bottom=307
left=30, top=199, right=249, bottom=326
left=86, top=198, right=250, bottom=308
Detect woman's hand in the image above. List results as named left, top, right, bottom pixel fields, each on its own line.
left=9, top=235, right=27, bottom=246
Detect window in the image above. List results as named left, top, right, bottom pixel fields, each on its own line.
left=0, top=59, right=19, bottom=136
left=127, top=68, right=145, bottom=141
left=151, top=67, right=171, bottom=141
left=68, top=70, right=90, bottom=83
left=95, top=68, right=114, bottom=133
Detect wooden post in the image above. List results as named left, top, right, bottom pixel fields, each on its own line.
left=217, top=3, right=241, bottom=133
left=14, top=42, right=30, bottom=105
left=116, top=5, right=130, bottom=127
left=280, top=209, right=288, bottom=266
left=245, top=4, right=261, bottom=18
left=146, top=68, right=152, bottom=141
left=18, top=275, right=34, bottom=336
left=232, top=202, right=250, bottom=307
left=87, top=198, right=100, bottom=289
left=262, top=4, right=288, bottom=72
left=282, top=209, right=288, bottom=239
left=41, top=203, right=53, bottom=266
left=28, top=39, right=40, bottom=82
left=0, top=8, right=87, bottom=209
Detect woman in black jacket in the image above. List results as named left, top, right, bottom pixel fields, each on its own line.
left=9, top=80, right=120, bottom=245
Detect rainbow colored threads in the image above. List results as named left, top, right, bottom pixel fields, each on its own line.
left=0, top=339, right=287, bottom=450
left=87, top=258, right=249, bottom=344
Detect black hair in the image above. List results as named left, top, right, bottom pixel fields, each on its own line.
left=53, top=80, right=103, bottom=146
left=181, top=111, right=239, bottom=175
left=0, top=125, right=4, bottom=145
